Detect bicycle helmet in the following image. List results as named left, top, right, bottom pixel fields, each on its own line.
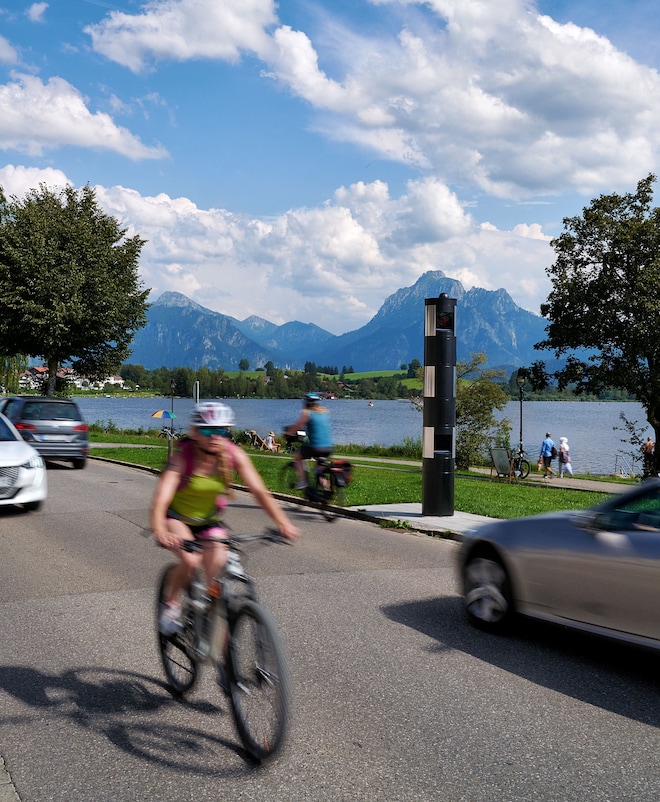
left=190, top=401, right=235, bottom=428
left=304, top=392, right=321, bottom=407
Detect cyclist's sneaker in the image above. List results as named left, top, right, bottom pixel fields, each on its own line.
left=294, top=481, right=308, bottom=490
left=159, top=601, right=182, bottom=636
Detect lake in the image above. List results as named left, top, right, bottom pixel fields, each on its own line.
left=76, top=396, right=654, bottom=476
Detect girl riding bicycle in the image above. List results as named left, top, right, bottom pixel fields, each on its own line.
left=286, top=393, right=333, bottom=489
left=151, top=401, right=299, bottom=635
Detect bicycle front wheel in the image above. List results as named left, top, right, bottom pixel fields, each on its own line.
left=227, top=600, right=291, bottom=762
left=157, top=565, right=199, bottom=696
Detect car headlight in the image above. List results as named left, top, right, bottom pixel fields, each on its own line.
left=22, top=454, right=45, bottom=470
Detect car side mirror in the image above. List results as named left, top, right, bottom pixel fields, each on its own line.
left=575, top=510, right=606, bottom=532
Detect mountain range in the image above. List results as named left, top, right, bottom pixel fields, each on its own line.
left=127, top=271, right=548, bottom=373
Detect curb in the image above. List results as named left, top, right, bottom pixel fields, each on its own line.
left=0, top=757, right=19, bottom=802
left=90, top=455, right=456, bottom=538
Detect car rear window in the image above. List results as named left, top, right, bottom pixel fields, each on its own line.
left=22, top=402, right=82, bottom=421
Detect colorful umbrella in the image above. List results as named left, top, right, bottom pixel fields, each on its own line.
left=151, top=409, right=177, bottom=419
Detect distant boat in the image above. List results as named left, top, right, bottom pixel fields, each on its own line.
left=368, top=401, right=374, bottom=407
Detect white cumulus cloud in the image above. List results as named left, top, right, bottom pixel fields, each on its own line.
left=85, top=0, right=278, bottom=72
left=0, top=164, right=553, bottom=332
left=0, top=73, right=168, bottom=159
left=27, top=3, right=48, bottom=23
left=0, top=35, right=18, bottom=64
left=85, top=0, right=660, bottom=199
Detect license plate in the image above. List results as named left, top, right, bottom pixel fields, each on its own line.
left=39, top=434, right=67, bottom=442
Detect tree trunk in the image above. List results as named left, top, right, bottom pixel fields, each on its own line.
left=46, top=357, right=58, bottom=396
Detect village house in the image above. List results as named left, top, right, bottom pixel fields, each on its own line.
left=19, top=366, right=125, bottom=392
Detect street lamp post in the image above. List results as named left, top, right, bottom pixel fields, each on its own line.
left=169, top=378, right=176, bottom=453
left=516, top=373, right=525, bottom=455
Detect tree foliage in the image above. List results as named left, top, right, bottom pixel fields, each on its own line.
left=534, top=174, right=660, bottom=472
left=0, top=184, right=149, bottom=395
left=455, top=354, right=510, bottom=469
left=119, top=363, right=414, bottom=401
left=0, top=354, right=28, bottom=393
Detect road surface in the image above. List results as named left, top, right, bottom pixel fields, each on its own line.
left=0, top=459, right=658, bottom=801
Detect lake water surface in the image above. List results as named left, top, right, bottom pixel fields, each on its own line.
left=77, top=396, right=654, bottom=475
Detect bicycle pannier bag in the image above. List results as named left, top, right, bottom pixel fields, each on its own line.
left=331, top=460, right=353, bottom=487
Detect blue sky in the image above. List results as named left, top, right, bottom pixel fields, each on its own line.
left=1, top=0, right=660, bottom=335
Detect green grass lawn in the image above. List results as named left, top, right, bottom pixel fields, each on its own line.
left=91, top=442, right=615, bottom=520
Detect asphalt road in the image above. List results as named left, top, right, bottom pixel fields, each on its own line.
left=0, top=460, right=659, bottom=802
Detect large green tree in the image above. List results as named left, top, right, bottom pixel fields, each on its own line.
left=534, top=174, right=660, bottom=473
left=455, top=354, right=510, bottom=469
left=0, top=183, right=149, bottom=395
left=412, top=353, right=510, bottom=468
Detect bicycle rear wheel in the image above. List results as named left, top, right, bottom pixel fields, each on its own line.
left=513, top=458, right=530, bottom=479
left=316, top=468, right=345, bottom=522
left=157, top=565, right=199, bottom=696
left=227, top=599, right=291, bottom=762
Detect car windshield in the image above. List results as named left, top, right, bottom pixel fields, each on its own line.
left=603, top=487, right=660, bottom=532
left=0, top=419, right=18, bottom=442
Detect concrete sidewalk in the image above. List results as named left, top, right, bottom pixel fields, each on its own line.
left=348, top=503, right=492, bottom=538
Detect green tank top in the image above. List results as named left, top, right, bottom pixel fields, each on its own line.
left=169, top=472, right=226, bottom=524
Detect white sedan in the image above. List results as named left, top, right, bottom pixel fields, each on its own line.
left=0, top=412, right=47, bottom=512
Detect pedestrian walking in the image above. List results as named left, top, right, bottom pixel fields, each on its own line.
left=540, top=432, right=555, bottom=478
left=558, top=436, right=573, bottom=477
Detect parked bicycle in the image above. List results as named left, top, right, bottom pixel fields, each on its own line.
left=279, top=435, right=352, bottom=522
left=156, top=531, right=291, bottom=762
left=511, top=446, right=531, bottom=479
left=158, top=425, right=183, bottom=440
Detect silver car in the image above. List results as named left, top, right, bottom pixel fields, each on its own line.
left=0, top=396, right=89, bottom=469
left=459, top=478, right=660, bottom=651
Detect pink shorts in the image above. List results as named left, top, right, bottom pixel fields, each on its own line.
left=195, top=525, right=227, bottom=541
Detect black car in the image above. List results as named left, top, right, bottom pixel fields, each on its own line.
left=0, top=396, right=89, bottom=469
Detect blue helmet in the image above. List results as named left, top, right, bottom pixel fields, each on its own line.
left=304, top=392, right=321, bottom=407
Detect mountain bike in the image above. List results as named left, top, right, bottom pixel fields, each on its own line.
left=156, top=531, right=291, bottom=762
left=158, top=426, right=184, bottom=440
left=279, top=450, right=352, bottom=522
left=511, top=446, right=531, bottom=479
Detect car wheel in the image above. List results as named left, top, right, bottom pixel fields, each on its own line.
left=462, top=552, right=513, bottom=632
left=23, top=501, right=42, bottom=512
left=72, top=458, right=87, bottom=470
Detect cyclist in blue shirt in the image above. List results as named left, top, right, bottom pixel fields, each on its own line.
left=539, top=432, right=555, bottom=478
left=287, top=393, right=333, bottom=489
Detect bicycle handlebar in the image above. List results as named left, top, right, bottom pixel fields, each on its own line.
left=180, top=528, right=290, bottom=552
